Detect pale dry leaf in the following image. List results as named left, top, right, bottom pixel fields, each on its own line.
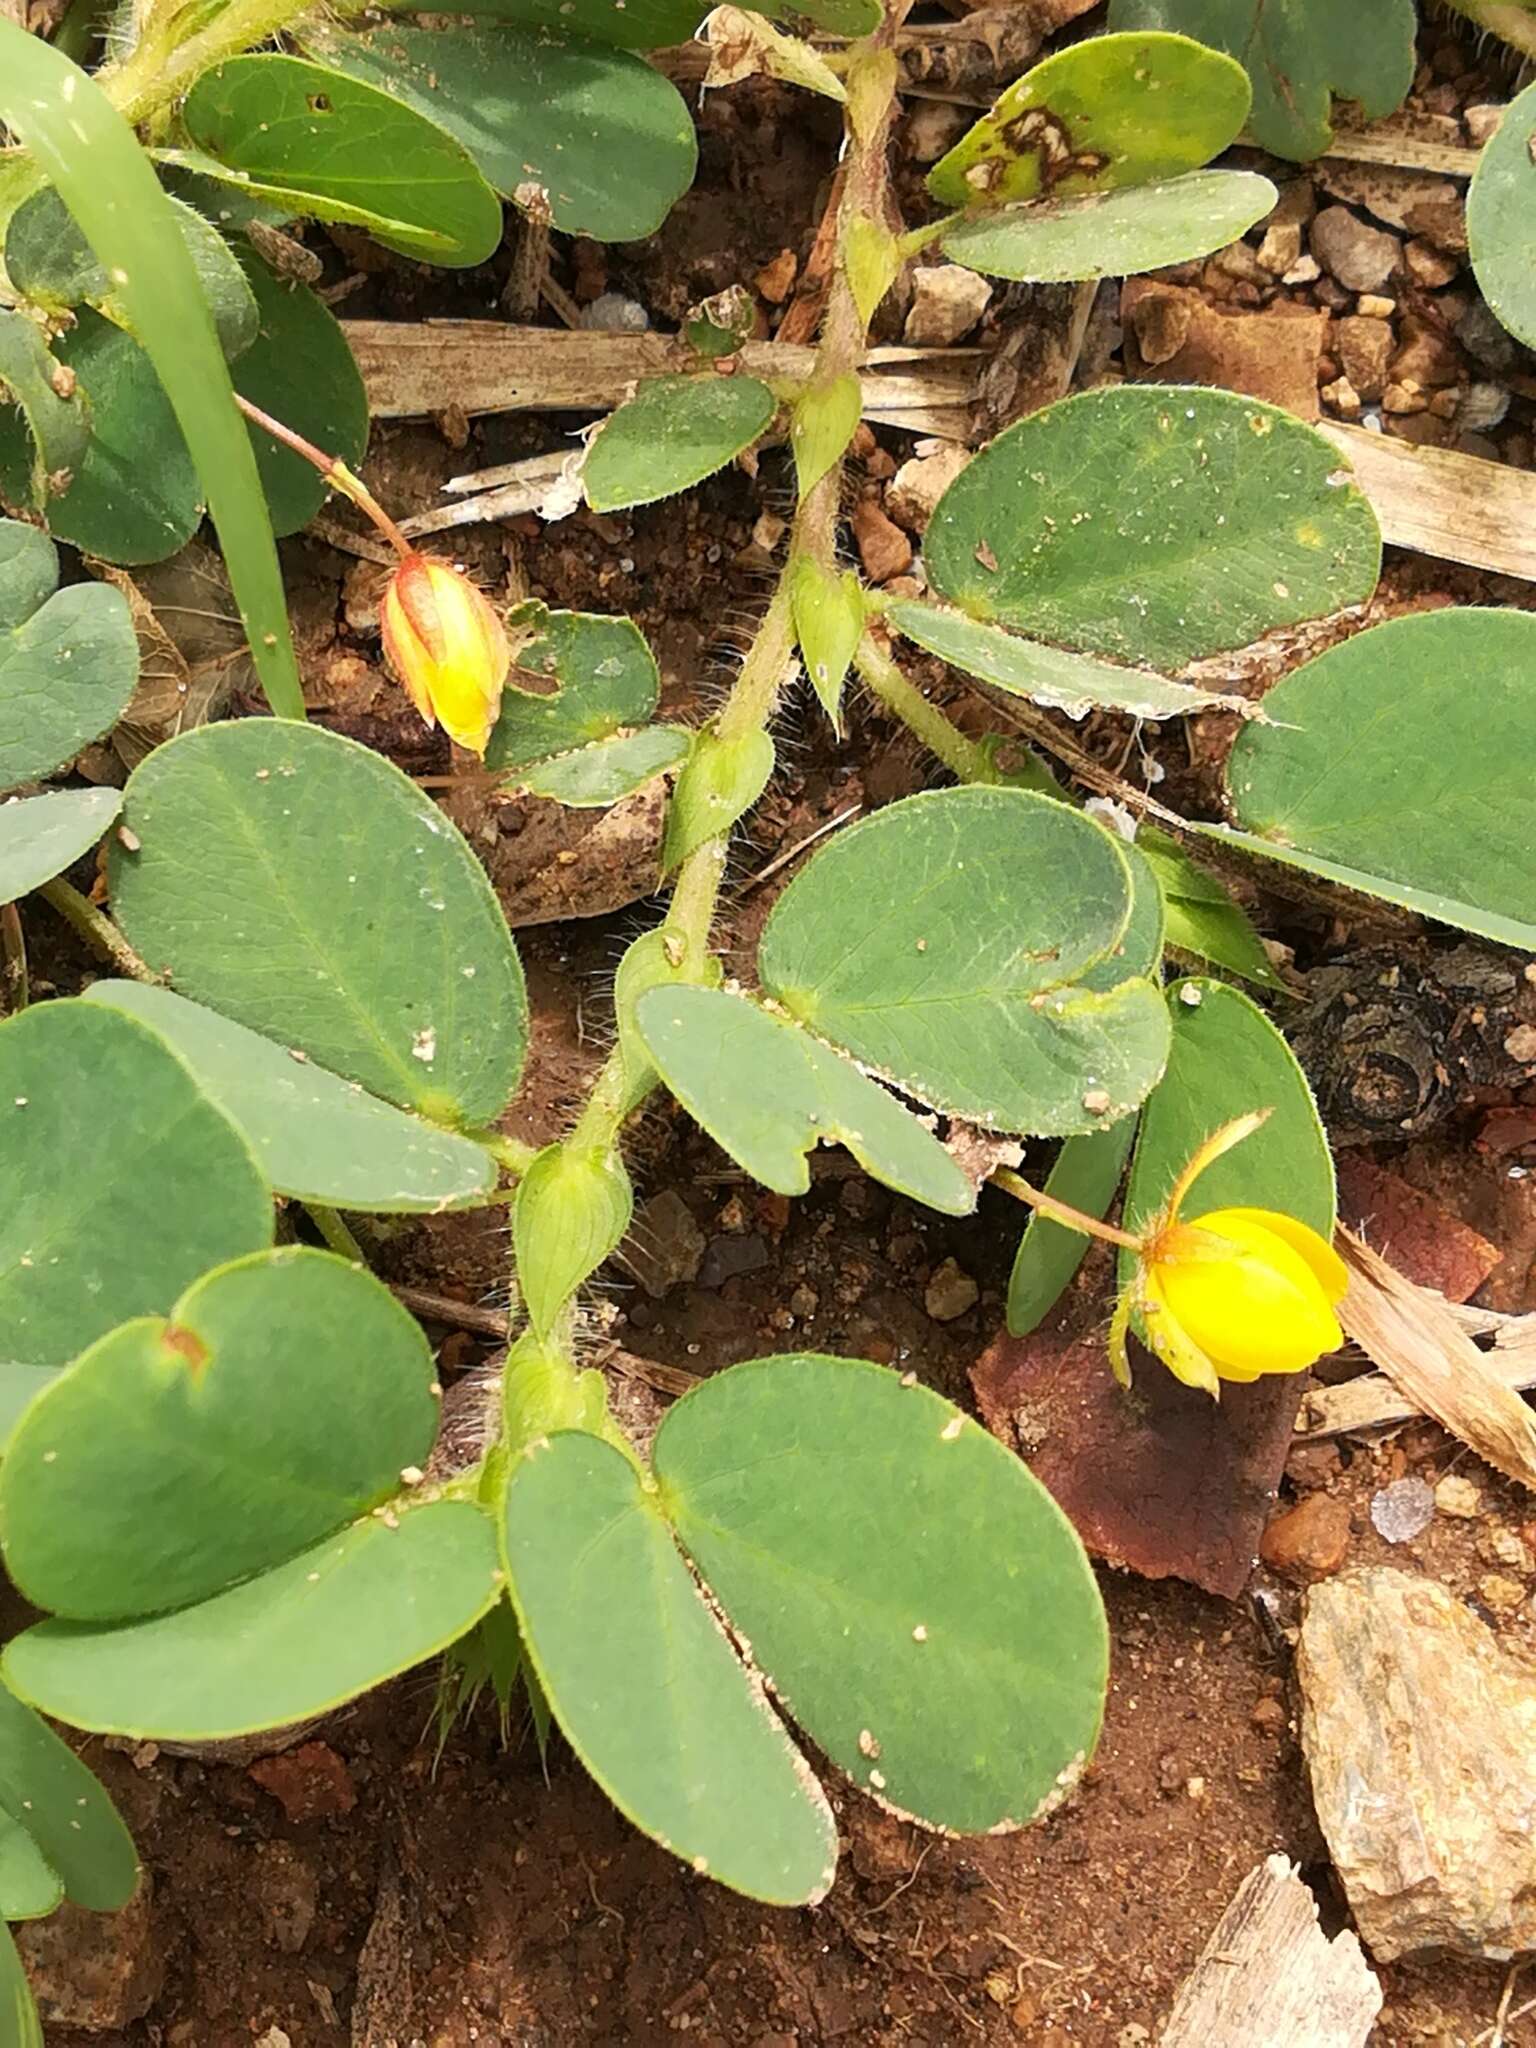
left=704, top=6, right=846, bottom=101
left=942, top=1120, right=1023, bottom=1194
left=1336, top=1228, right=1536, bottom=1490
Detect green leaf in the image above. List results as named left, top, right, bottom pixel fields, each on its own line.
left=503, top=1431, right=837, bottom=1902
left=0, top=523, right=137, bottom=790
left=157, top=145, right=448, bottom=252
left=0, top=27, right=303, bottom=715
left=0, top=308, right=91, bottom=508
left=403, top=0, right=706, bottom=49
left=0, top=313, right=202, bottom=566
left=1086, top=836, right=1165, bottom=987
left=486, top=604, right=659, bottom=773
left=0, top=1001, right=271, bottom=1368
left=232, top=250, right=368, bottom=538
left=927, top=31, right=1251, bottom=210
left=1135, top=825, right=1281, bottom=990
left=158, top=161, right=298, bottom=234
left=940, top=169, right=1276, bottom=283
left=3, top=1501, right=501, bottom=1741
left=583, top=376, right=776, bottom=513
left=885, top=597, right=1243, bottom=719
left=1007, top=1119, right=1137, bottom=1337
left=1469, top=76, right=1536, bottom=350
left=519, top=728, right=689, bottom=808
left=0, top=1366, right=59, bottom=1454
left=2, top=1247, right=439, bottom=1621
left=0, top=1925, right=42, bottom=2048
left=0, top=522, right=55, bottom=637
left=790, top=556, right=864, bottom=726
left=655, top=1355, right=1108, bottom=1832
left=0, top=1923, right=44, bottom=2048
left=180, top=56, right=504, bottom=266
left=612, top=924, right=721, bottom=1114
left=6, top=185, right=259, bottom=362
left=1108, top=0, right=1416, bottom=161
left=0, top=1817, right=60, bottom=1921
left=844, top=216, right=900, bottom=324
left=0, top=787, right=122, bottom=902
left=108, top=720, right=528, bottom=1125
left=305, top=23, right=696, bottom=244
left=924, top=385, right=1381, bottom=671
left=636, top=985, right=975, bottom=1212
left=80, top=982, right=496, bottom=1210
left=0, top=1681, right=136, bottom=1911
left=758, top=788, right=1170, bottom=1135
left=1223, top=609, right=1536, bottom=949
left=1123, top=977, right=1333, bottom=1254
left=662, top=726, right=773, bottom=870
left=513, top=1143, right=632, bottom=1339
left=790, top=372, right=860, bottom=499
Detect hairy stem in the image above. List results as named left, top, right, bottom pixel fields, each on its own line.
left=38, top=876, right=157, bottom=982
left=506, top=5, right=911, bottom=1407
left=855, top=628, right=992, bottom=782
left=991, top=1166, right=1146, bottom=1253
left=236, top=397, right=414, bottom=559
left=100, top=0, right=374, bottom=125
left=1435, top=0, right=1536, bottom=55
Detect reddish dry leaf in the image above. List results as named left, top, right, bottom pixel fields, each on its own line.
left=971, top=1324, right=1302, bottom=1599
left=1336, top=1229, right=1536, bottom=1492
left=1335, top=1156, right=1500, bottom=1304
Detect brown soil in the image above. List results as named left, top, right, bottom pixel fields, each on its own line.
left=29, top=20, right=1536, bottom=2047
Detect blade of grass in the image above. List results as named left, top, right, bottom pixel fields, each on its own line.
left=0, top=24, right=306, bottom=720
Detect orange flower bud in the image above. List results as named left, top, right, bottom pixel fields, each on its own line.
left=380, top=552, right=509, bottom=757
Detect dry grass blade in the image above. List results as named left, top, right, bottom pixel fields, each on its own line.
left=1336, top=1229, right=1536, bottom=1490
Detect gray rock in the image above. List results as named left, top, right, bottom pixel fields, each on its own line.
left=886, top=445, right=971, bottom=534
left=1369, top=1477, right=1434, bottom=1543
left=697, top=1232, right=768, bottom=1290
left=1310, top=207, right=1402, bottom=294
left=1298, top=1567, right=1536, bottom=1960
left=903, top=265, right=992, bottom=348
left=924, top=1257, right=978, bottom=1322
left=618, top=1190, right=705, bottom=1299
left=579, top=292, right=650, bottom=334
left=1457, top=299, right=1520, bottom=376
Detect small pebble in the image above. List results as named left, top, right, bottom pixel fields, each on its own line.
left=1434, top=1474, right=1483, bottom=1520
left=924, top=1257, right=978, bottom=1322
left=1371, top=1477, right=1435, bottom=1544
left=1478, top=1572, right=1526, bottom=1617
left=579, top=292, right=650, bottom=334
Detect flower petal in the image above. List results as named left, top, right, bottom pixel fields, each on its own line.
left=1199, top=1205, right=1348, bottom=1304
left=1157, top=1214, right=1342, bottom=1376
left=380, top=578, right=435, bottom=728
left=1108, top=1284, right=1135, bottom=1389
left=1141, top=1270, right=1222, bottom=1397
left=380, top=556, right=509, bottom=756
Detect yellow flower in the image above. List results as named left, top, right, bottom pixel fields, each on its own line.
left=1110, top=1114, right=1347, bottom=1398
left=380, top=552, right=509, bottom=756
